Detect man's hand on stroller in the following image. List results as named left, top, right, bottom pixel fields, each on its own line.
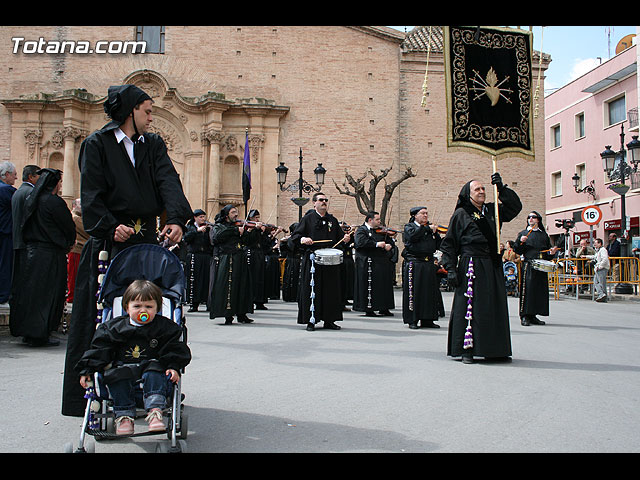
left=166, top=369, right=180, bottom=384
left=79, top=375, right=92, bottom=389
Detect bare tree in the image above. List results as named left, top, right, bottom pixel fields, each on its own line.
left=333, top=163, right=416, bottom=224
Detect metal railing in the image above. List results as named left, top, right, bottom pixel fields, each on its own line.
left=548, top=256, right=640, bottom=299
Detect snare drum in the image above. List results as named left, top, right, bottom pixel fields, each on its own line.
left=530, top=259, right=557, bottom=272
left=313, top=248, right=343, bottom=266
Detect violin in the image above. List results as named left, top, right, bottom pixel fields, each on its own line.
left=375, top=226, right=400, bottom=236
left=233, top=220, right=287, bottom=233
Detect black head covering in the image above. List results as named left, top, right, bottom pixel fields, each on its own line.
left=193, top=209, right=206, bottom=217
left=215, top=204, right=236, bottom=223
left=527, top=211, right=546, bottom=232
left=455, top=180, right=474, bottom=210
left=248, top=209, right=260, bottom=219
left=409, top=206, right=427, bottom=222
left=21, top=168, right=62, bottom=229
left=102, top=84, right=152, bottom=136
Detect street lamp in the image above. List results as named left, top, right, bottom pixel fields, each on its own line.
left=571, top=172, right=596, bottom=200
left=276, top=148, right=327, bottom=220
left=599, top=124, right=640, bottom=294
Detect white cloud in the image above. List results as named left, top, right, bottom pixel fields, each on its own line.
left=568, top=57, right=601, bottom=82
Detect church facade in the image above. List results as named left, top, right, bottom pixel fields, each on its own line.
left=0, top=26, right=549, bottom=242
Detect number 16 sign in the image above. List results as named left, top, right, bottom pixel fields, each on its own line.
left=581, top=205, right=603, bottom=226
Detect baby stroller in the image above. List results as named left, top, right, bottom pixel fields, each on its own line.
left=504, top=261, right=518, bottom=296
left=64, top=244, right=189, bottom=453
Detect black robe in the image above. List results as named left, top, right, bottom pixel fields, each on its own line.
left=514, top=228, right=553, bottom=318
left=10, top=189, right=75, bottom=341
left=244, top=227, right=266, bottom=305
left=280, top=238, right=301, bottom=302
left=288, top=210, right=344, bottom=325
left=353, top=225, right=395, bottom=312
left=184, top=223, right=213, bottom=308
left=440, top=185, right=522, bottom=358
left=339, top=232, right=355, bottom=305
left=401, top=222, right=442, bottom=324
left=262, top=231, right=281, bottom=300
left=61, top=125, right=192, bottom=417
left=208, top=221, right=254, bottom=319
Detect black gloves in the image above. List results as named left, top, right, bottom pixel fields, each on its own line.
left=491, top=172, right=505, bottom=192
left=447, top=270, right=458, bottom=289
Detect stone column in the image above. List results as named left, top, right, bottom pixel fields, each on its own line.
left=61, top=127, right=82, bottom=201
left=205, top=130, right=224, bottom=215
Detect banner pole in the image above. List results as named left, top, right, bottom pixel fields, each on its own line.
left=492, top=155, right=501, bottom=254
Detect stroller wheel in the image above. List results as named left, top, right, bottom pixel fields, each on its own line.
left=155, top=439, right=187, bottom=453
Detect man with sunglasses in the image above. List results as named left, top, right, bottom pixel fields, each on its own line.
left=288, top=193, right=351, bottom=331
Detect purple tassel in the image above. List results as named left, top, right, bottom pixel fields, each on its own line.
left=463, top=257, right=475, bottom=350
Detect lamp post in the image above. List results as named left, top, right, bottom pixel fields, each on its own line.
left=599, top=124, right=640, bottom=294
left=276, top=148, right=327, bottom=221
left=571, top=172, right=596, bottom=200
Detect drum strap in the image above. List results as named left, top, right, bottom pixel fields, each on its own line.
left=309, top=253, right=316, bottom=324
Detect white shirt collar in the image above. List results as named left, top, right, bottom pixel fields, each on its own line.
left=114, top=128, right=144, bottom=166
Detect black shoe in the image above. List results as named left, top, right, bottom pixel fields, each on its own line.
left=462, top=354, right=474, bottom=364
left=323, top=321, right=341, bottom=330
left=521, top=317, right=530, bottom=326
left=364, top=310, right=380, bottom=317
left=378, top=310, right=394, bottom=316
left=238, top=315, right=253, bottom=323
left=224, top=317, right=233, bottom=325
left=408, top=323, right=419, bottom=329
left=529, top=316, right=546, bottom=325
left=255, top=304, right=268, bottom=310
left=27, top=336, right=60, bottom=347
left=420, top=320, right=440, bottom=328
left=306, top=322, right=315, bottom=331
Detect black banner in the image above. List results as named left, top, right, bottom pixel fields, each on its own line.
left=444, top=26, right=535, bottom=158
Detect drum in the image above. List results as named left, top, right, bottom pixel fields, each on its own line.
left=530, top=259, right=557, bottom=272
left=313, top=248, right=343, bottom=266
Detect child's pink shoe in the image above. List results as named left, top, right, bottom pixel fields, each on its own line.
left=146, top=408, right=165, bottom=432
left=115, top=416, right=134, bottom=435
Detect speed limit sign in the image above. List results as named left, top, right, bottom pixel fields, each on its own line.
left=581, top=205, right=602, bottom=226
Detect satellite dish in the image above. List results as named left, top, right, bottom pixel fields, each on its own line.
left=615, top=34, right=636, bottom=54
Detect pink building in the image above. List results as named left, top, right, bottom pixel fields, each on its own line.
left=545, top=42, right=640, bottom=255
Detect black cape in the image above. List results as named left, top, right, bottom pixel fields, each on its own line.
left=288, top=210, right=344, bottom=325
left=514, top=228, right=553, bottom=318
left=208, top=221, right=254, bottom=318
left=401, top=222, right=442, bottom=324
left=75, top=314, right=191, bottom=379
left=61, top=124, right=192, bottom=417
left=10, top=170, right=75, bottom=342
left=184, top=223, right=213, bottom=307
left=440, top=183, right=522, bottom=358
left=353, top=225, right=395, bottom=312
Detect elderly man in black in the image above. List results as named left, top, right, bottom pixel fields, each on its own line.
left=61, top=84, right=192, bottom=417
left=401, top=206, right=442, bottom=329
left=440, top=173, right=522, bottom=364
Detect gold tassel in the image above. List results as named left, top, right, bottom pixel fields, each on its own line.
left=420, top=26, right=433, bottom=108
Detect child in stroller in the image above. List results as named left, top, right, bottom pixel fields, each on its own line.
left=77, top=279, right=191, bottom=435
left=67, top=243, right=191, bottom=453
left=504, top=261, right=518, bottom=296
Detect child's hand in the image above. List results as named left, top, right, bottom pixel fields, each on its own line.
left=79, top=375, right=92, bottom=389
left=166, top=369, right=180, bottom=383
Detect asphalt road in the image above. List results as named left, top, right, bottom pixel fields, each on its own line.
left=1, top=290, right=639, bottom=453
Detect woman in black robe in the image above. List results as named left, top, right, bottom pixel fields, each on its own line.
left=10, top=169, right=75, bottom=346
left=401, top=207, right=442, bottom=328
left=208, top=204, right=254, bottom=324
left=61, top=84, right=192, bottom=417
left=183, top=209, right=213, bottom=312
left=440, top=174, right=522, bottom=364
left=514, top=211, right=559, bottom=326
